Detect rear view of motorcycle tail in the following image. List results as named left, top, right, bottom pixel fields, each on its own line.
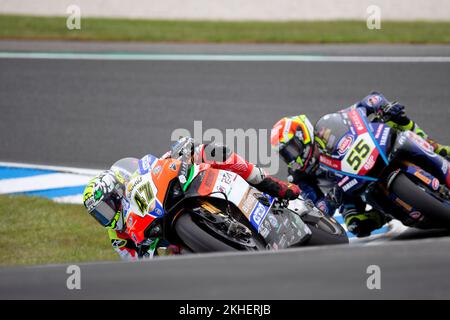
left=171, top=166, right=348, bottom=253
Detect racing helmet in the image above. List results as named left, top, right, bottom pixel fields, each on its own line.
left=271, top=115, right=317, bottom=174
left=83, top=170, right=125, bottom=227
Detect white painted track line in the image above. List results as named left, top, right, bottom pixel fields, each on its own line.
left=0, top=52, right=450, bottom=63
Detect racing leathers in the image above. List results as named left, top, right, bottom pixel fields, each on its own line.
left=108, top=139, right=300, bottom=260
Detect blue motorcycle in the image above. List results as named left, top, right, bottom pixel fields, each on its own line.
left=315, top=108, right=450, bottom=229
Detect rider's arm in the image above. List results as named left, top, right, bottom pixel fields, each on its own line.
left=355, top=92, right=428, bottom=138
left=195, top=142, right=300, bottom=200
left=107, top=228, right=139, bottom=261
left=194, top=143, right=260, bottom=183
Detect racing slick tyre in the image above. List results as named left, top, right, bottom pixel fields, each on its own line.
left=305, top=216, right=349, bottom=246
left=174, top=213, right=264, bottom=253
left=390, top=173, right=450, bottom=226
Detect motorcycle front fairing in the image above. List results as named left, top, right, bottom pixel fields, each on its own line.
left=315, top=109, right=391, bottom=197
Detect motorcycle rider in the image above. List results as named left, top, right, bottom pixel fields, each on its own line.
left=83, top=138, right=300, bottom=260
left=271, top=92, right=450, bottom=237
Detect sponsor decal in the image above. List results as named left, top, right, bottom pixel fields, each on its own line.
left=337, top=135, right=353, bottom=155
left=342, top=178, right=358, bottom=192
left=316, top=200, right=328, bottom=214
left=154, top=208, right=163, bottom=217
left=111, top=239, right=126, bottom=248
left=149, top=201, right=165, bottom=218
left=363, top=154, right=376, bottom=171
left=213, top=171, right=235, bottom=196
left=127, top=176, right=143, bottom=195
left=279, top=234, right=287, bottom=248
left=395, top=197, right=413, bottom=212
left=221, top=171, right=234, bottom=185
left=259, top=225, right=270, bottom=238
left=239, top=190, right=258, bottom=218
left=268, top=215, right=279, bottom=228
left=319, top=155, right=341, bottom=170
left=366, top=95, right=381, bottom=107
left=348, top=110, right=364, bottom=132
left=202, top=170, right=217, bottom=190
left=152, top=165, right=162, bottom=176
left=250, top=202, right=269, bottom=230
left=409, top=211, right=422, bottom=220
left=179, top=162, right=188, bottom=177
left=338, top=176, right=350, bottom=187
left=432, top=178, right=440, bottom=191
left=414, top=171, right=432, bottom=185
left=406, top=131, right=434, bottom=154
left=169, top=162, right=177, bottom=171
left=380, top=127, right=390, bottom=146
left=139, top=154, right=156, bottom=174
left=374, top=124, right=384, bottom=139
left=442, top=161, right=449, bottom=176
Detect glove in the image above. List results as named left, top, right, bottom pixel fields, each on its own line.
left=254, top=176, right=300, bottom=200
left=169, top=137, right=195, bottom=162
left=344, top=209, right=385, bottom=238
left=380, top=101, right=405, bottom=119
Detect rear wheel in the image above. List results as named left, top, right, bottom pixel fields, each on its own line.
left=390, top=173, right=450, bottom=226
left=174, top=213, right=263, bottom=253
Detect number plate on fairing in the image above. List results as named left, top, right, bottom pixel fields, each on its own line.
left=342, top=133, right=378, bottom=175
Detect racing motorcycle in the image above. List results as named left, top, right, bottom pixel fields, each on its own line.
left=315, top=107, right=450, bottom=229
left=122, top=154, right=348, bottom=255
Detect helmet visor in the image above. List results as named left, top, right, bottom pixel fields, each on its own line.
left=90, top=200, right=118, bottom=227
left=279, top=137, right=304, bottom=164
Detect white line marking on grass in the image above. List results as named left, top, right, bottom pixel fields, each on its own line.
left=0, top=52, right=450, bottom=62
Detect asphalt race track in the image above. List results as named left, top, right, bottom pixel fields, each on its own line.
left=2, top=238, right=450, bottom=299
left=0, top=42, right=449, bottom=169
left=0, top=41, right=449, bottom=299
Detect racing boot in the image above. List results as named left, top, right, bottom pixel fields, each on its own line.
left=344, top=209, right=386, bottom=238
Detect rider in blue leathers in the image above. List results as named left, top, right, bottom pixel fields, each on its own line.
left=272, top=92, right=450, bottom=237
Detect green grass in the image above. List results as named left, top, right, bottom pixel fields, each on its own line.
left=1, top=15, right=450, bottom=43
left=0, top=195, right=118, bottom=266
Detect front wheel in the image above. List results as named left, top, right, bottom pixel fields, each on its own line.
left=390, top=173, right=450, bottom=226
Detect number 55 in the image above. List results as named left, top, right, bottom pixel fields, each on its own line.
left=346, top=140, right=370, bottom=171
